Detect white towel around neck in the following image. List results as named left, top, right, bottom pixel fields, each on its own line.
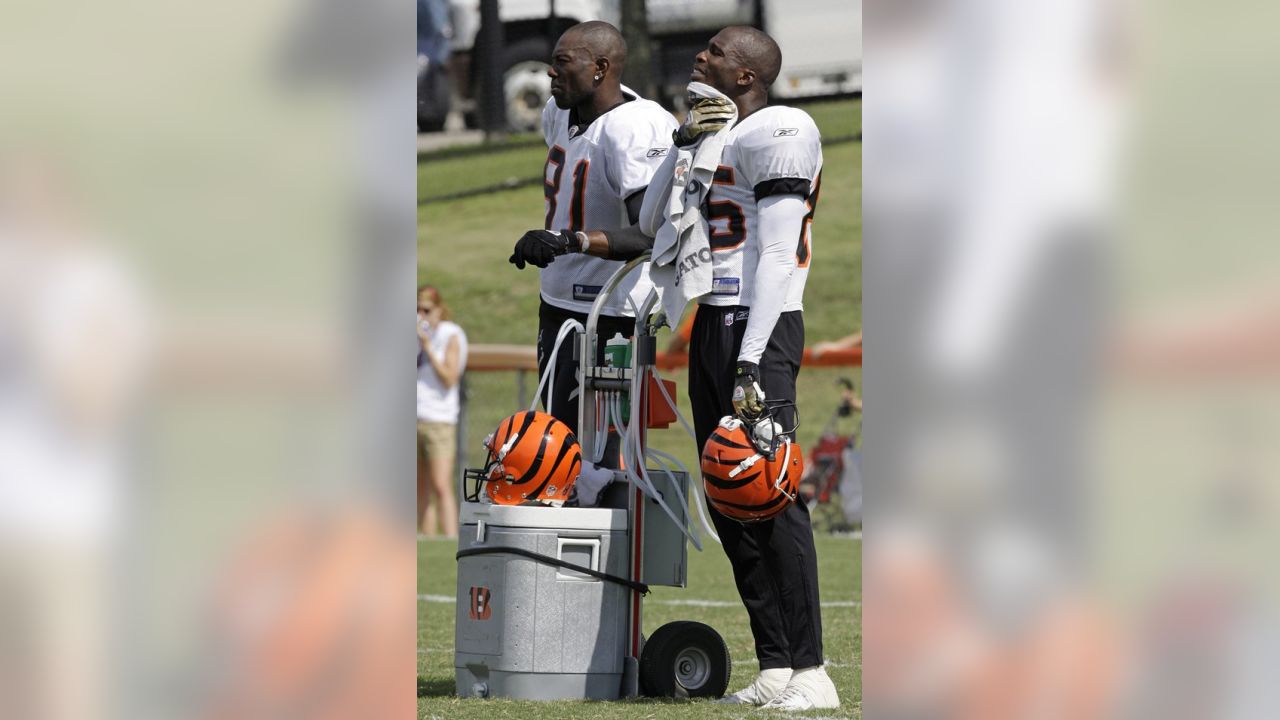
left=650, top=82, right=738, bottom=325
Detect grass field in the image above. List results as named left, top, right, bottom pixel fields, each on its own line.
left=418, top=534, right=862, bottom=719
left=418, top=98, right=861, bottom=717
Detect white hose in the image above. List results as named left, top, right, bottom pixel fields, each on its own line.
left=590, top=391, right=610, bottom=465
left=647, top=365, right=724, bottom=545
left=649, top=366, right=701, bottom=451
left=530, top=319, right=584, bottom=414
left=647, top=447, right=720, bottom=545
left=593, top=293, right=720, bottom=550
left=572, top=276, right=715, bottom=552
left=616, top=393, right=703, bottom=551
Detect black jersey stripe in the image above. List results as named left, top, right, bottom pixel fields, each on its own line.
left=753, top=177, right=811, bottom=202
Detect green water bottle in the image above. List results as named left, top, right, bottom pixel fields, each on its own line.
left=604, top=333, right=631, bottom=369
left=604, top=333, right=632, bottom=419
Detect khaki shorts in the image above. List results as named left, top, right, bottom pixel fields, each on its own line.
left=417, top=421, right=457, bottom=464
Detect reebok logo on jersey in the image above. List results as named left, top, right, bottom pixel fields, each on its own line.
left=646, top=147, right=668, bottom=158
left=573, top=284, right=602, bottom=301
left=774, top=128, right=799, bottom=137
left=712, top=277, right=740, bottom=296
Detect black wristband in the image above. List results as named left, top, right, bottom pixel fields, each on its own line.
left=603, top=226, right=655, bottom=261
left=555, top=229, right=580, bottom=254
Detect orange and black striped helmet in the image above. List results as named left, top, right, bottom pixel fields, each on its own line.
left=467, top=410, right=581, bottom=506
left=701, top=416, right=803, bottom=522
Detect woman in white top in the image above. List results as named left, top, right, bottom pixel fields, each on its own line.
left=417, top=286, right=467, bottom=537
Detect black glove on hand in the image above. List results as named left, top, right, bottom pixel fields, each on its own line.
left=731, top=361, right=766, bottom=420
left=509, top=229, right=579, bottom=269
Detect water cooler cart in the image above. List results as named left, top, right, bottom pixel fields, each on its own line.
left=454, top=255, right=731, bottom=700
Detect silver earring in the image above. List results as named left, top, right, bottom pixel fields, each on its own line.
left=594, top=74, right=602, bottom=81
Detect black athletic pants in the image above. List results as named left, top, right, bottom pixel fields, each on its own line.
left=688, top=305, right=824, bottom=670
left=536, top=299, right=632, bottom=438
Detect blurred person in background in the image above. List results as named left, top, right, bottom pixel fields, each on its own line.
left=0, top=152, right=149, bottom=720
left=812, top=330, right=862, bottom=359
left=417, top=285, right=466, bottom=537
left=199, top=506, right=416, bottom=720
left=416, top=0, right=449, bottom=77
left=417, top=0, right=452, bottom=132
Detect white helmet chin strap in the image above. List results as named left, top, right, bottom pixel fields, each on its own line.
left=496, top=431, right=520, bottom=462
left=484, top=431, right=523, bottom=484
left=725, top=438, right=796, bottom=502
left=728, top=452, right=763, bottom=479
left=773, top=440, right=797, bottom=502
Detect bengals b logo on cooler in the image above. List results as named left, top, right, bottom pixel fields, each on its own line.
left=468, top=586, right=492, bottom=620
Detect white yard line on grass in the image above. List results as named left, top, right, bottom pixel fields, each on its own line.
left=418, top=594, right=858, bottom=608
left=421, top=645, right=851, bottom=670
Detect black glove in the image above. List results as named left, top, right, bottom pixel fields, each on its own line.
left=673, top=96, right=735, bottom=147
left=731, top=361, right=766, bottom=420
left=509, top=229, right=579, bottom=269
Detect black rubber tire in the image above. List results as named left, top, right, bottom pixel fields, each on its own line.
left=639, top=621, right=731, bottom=698
left=417, top=63, right=451, bottom=133
left=497, top=37, right=553, bottom=132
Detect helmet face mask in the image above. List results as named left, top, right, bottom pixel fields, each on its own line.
left=463, top=412, right=581, bottom=507
left=746, top=399, right=800, bottom=460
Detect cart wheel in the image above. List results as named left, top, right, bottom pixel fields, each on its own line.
left=639, top=621, right=731, bottom=698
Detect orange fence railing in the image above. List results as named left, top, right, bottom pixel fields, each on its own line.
left=467, top=344, right=861, bottom=373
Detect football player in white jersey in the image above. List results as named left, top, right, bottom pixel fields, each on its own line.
left=507, top=21, right=677, bottom=437
left=574, top=26, right=837, bottom=710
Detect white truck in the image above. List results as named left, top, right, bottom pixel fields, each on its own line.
left=443, top=0, right=861, bottom=132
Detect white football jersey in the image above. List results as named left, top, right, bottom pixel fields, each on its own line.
left=697, top=105, right=823, bottom=311
left=539, top=88, right=679, bottom=316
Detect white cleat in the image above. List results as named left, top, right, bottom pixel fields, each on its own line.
left=716, top=667, right=792, bottom=705
left=758, top=665, right=840, bottom=711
